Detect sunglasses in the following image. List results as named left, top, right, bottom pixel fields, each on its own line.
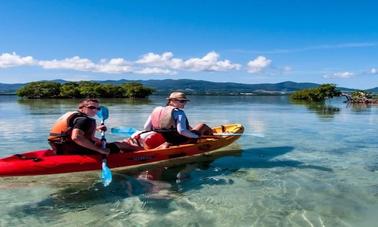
left=175, top=99, right=188, bottom=103
left=87, top=106, right=101, bottom=110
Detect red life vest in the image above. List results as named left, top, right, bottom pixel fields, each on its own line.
left=48, top=111, right=95, bottom=144
left=150, top=106, right=178, bottom=131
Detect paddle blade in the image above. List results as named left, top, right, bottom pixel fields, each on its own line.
left=97, top=106, right=109, bottom=121
left=101, top=160, right=112, bottom=187
left=111, top=127, right=139, bottom=137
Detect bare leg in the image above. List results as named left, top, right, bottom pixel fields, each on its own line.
left=153, top=142, right=170, bottom=149
left=114, top=141, right=141, bottom=153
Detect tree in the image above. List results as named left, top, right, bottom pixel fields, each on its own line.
left=121, top=82, right=154, bottom=98
left=95, top=84, right=124, bottom=98
left=290, top=84, right=341, bottom=102
left=342, top=90, right=378, bottom=104
left=16, top=81, right=154, bottom=99
left=351, top=90, right=373, bottom=100
left=16, top=81, right=61, bottom=98
left=77, top=81, right=102, bottom=97
left=60, top=82, right=82, bottom=98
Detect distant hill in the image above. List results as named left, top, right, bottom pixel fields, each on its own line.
left=0, top=83, right=25, bottom=94
left=0, top=79, right=375, bottom=95
left=367, top=87, right=378, bottom=93
left=143, top=80, right=319, bottom=94
left=96, top=79, right=321, bottom=95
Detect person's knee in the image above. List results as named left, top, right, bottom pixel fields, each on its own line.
left=196, top=123, right=207, bottom=128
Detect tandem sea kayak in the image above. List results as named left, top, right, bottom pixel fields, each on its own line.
left=0, top=124, right=244, bottom=177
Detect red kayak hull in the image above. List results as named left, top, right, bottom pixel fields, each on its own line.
left=0, top=124, right=243, bottom=176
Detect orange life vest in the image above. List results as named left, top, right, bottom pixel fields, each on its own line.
left=150, top=106, right=178, bottom=132
left=48, top=111, right=95, bottom=144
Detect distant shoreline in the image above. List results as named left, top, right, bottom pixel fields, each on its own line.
left=0, top=93, right=17, bottom=96
left=1, top=79, right=377, bottom=96
left=0, top=93, right=290, bottom=97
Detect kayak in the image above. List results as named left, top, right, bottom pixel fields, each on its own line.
left=0, top=124, right=244, bottom=177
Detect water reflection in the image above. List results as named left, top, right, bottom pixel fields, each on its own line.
left=290, top=100, right=340, bottom=119
left=17, top=97, right=152, bottom=109
left=4, top=148, right=242, bottom=221
left=16, top=98, right=77, bottom=115
left=4, top=172, right=172, bottom=223
left=346, top=103, right=374, bottom=113
left=14, top=98, right=153, bottom=119
left=2, top=95, right=377, bottom=226
left=102, top=98, right=152, bottom=106
left=232, top=146, right=332, bottom=171
left=188, top=95, right=290, bottom=107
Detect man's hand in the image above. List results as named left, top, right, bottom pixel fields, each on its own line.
left=72, top=128, right=109, bottom=155
left=96, top=124, right=107, bottom=132
left=97, top=148, right=111, bottom=155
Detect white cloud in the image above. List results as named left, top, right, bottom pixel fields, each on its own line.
left=370, top=68, right=377, bottom=74
left=135, top=67, right=176, bottom=75
left=1, top=51, right=240, bottom=75
left=136, top=51, right=240, bottom=72
left=183, top=51, right=241, bottom=71
left=0, top=52, right=35, bottom=68
left=39, top=56, right=95, bottom=70
left=136, top=52, right=179, bottom=67
left=38, top=56, right=133, bottom=73
left=323, top=71, right=354, bottom=79
left=247, top=56, right=272, bottom=73
left=283, top=66, right=292, bottom=73
left=96, top=58, right=132, bottom=73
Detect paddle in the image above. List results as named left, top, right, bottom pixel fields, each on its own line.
left=96, top=106, right=112, bottom=187
left=111, top=127, right=139, bottom=137
left=111, top=127, right=265, bottom=138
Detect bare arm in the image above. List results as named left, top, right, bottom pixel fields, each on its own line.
left=144, top=115, right=153, bottom=131
left=90, top=125, right=106, bottom=144
left=71, top=128, right=109, bottom=155
left=175, top=111, right=199, bottom=138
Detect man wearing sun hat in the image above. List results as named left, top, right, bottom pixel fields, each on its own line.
left=143, top=91, right=213, bottom=145
left=166, top=91, right=190, bottom=102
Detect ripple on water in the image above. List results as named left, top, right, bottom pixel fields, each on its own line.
left=1, top=96, right=378, bottom=226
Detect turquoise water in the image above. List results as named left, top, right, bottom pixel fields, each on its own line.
left=0, top=95, right=377, bottom=226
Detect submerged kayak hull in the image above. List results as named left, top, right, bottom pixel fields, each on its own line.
left=0, top=124, right=243, bottom=177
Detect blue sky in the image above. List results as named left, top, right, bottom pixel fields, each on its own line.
left=0, top=0, right=377, bottom=89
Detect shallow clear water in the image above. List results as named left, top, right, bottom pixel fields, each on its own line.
left=0, top=95, right=377, bottom=226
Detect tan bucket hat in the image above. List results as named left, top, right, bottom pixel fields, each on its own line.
left=167, top=91, right=190, bottom=101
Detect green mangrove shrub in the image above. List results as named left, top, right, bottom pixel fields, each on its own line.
left=17, top=81, right=154, bottom=99
left=290, top=84, right=341, bottom=102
